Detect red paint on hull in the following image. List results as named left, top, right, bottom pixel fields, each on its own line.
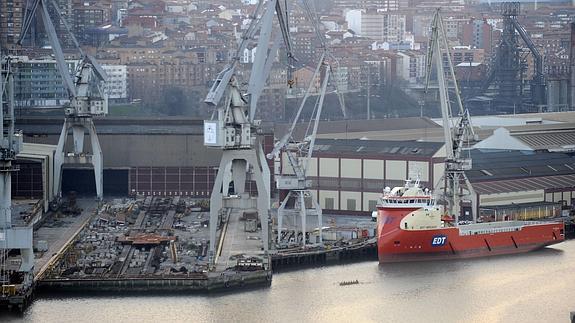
left=377, top=207, right=565, bottom=263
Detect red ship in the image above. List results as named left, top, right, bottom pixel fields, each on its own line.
left=375, top=10, right=565, bottom=263
left=376, top=180, right=565, bottom=263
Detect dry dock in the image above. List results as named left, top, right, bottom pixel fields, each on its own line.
left=31, top=196, right=377, bottom=295
left=3, top=196, right=382, bottom=311
left=35, top=196, right=272, bottom=294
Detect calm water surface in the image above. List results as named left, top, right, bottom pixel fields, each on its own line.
left=4, top=240, right=575, bottom=323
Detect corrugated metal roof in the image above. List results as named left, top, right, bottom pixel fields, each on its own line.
left=514, top=132, right=575, bottom=150
left=467, top=150, right=575, bottom=182
left=472, top=174, right=575, bottom=195
left=313, top=139, right=443, bottom=157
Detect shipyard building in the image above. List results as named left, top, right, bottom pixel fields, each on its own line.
left=12, top=112, right=575, bottom=218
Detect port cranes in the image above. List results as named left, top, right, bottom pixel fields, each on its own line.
left=0, top=54, right=34, bottom=295
left=267, top=52, right=330, bottom=248
left=19, top=0, right=108, bottom=200
left=204, top=0, right=295, bottom=267
left=425, top=9, right=477, bottom=224
left=266, top=0, right=346, bottom=248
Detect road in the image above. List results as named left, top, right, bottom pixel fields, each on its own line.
left=33, top=199, right=98, bottom=279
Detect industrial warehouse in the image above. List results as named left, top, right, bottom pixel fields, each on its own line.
left=12, top=113, right=575, bottom=216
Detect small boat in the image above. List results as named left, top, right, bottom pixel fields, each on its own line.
left=339, top=280, right=359, bottom=286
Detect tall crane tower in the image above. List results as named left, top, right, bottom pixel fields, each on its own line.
left=266, top=0, right=346, bottom=248
left=204, top=0, right=294, bottom=266
left=267, top=53, right=329, bottom=248
left=0, top=54, right=34, bottom=294
left=425, top=9, right=477, bottom=223
left=19, top=0, right=108, bottom=200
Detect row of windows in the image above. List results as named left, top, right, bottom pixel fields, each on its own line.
left=381, top=198, right=433, bottom=205
left=323, top=197, right=378, bottom=211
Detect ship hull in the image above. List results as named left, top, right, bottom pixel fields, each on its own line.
left=377, top=207, right=565, bottom=263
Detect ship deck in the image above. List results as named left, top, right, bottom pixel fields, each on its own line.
left=457, top=220, right=558, bottom=236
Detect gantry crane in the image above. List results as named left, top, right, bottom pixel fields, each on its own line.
left=266, top=0, right=346, bottom=248
left=204, top=0, right=294, bottom=267
left=425, top=9, right=477, bottom=223
left=267, top=53, right=330, bottom=248
left=19, top=0, right=107, bottom=201
left=0, top=54, right=34, bottom=293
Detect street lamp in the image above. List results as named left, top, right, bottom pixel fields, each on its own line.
left=418, top=99, right=425, bottom=118
left=366, top=68, right=371, bottom=120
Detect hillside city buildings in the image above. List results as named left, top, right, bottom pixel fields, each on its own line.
left=0, top=0, right=573, bottom=119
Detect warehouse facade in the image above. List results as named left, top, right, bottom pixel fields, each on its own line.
left=280, top=139, right=445, bottom=214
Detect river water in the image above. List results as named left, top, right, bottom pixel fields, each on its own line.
left=4, top=240, right=575, bottom=322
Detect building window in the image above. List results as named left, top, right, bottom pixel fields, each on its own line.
left=325, top=197, right=334, bottom=210
left=368, top=200, right=377, bottom=211
left=346, top=199, right=356, bottom=211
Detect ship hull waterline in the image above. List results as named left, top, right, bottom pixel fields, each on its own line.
left=377, top=207, right=565, bottom=263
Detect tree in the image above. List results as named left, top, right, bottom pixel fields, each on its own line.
left=159, top=86, right=187, bottom=116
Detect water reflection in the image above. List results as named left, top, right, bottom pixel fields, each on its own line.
left=9, top=242, right=575, bottom=323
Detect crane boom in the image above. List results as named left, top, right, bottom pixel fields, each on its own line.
left=425, top=9, right=476, bottom=223
left=204, top=0, right=295, bottom=110
left=206, top=0, right=297, bottom=266
left=18, top=0, right=108, bottom=200
left=19, top=0, right=108, bottom=113
left=20, top=0, right=76, bottom=96
left=305, top=64, right=329, bottom=171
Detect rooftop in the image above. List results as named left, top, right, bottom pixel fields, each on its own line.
left=280, top=117, right=440, bottom=141
left=313, top=138, right=443, bottom=157
left=467, top=149, right=575, bottom=183
left=471, top=174, right=575, bottom=195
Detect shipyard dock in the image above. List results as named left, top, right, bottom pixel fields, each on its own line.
left=32, top=196, right=377, bottom=294
left=2, top=193, right=572, bottom=311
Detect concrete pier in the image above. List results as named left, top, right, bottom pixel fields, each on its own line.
left=34, top=199, right=98, bottom=280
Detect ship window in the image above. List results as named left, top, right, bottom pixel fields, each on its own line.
left=394, top=240, right=400, bottom=246
left=409, top=199, right=415, bottom=203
